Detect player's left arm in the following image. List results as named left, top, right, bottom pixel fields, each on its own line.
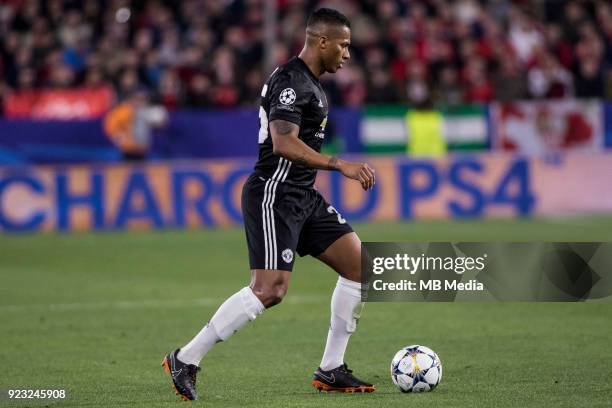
left=270, top=119, right=375, bottom=190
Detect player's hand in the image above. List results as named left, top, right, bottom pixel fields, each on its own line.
left=338, top=161, right=376, bottom=190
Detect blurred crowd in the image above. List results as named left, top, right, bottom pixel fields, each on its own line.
left=1, top=0, right=612, bottom=111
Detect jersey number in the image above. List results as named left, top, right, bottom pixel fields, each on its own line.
left=258, top=83, right=270, bottom=143
left=327, top=206, right=346, bottom=224
left=258, top=106, right=269, bottom=143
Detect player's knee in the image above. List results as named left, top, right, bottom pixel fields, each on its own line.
left=252, top=284, right=287, bottom=308
left=269, top=285, right=287, bottom=307
left=339, top=269, right=361, bottom=282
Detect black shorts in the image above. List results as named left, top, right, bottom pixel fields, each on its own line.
left=241, top=173, right=353, bottom=271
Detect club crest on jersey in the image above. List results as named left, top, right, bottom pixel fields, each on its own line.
left=282, top=248, right=294, bottom=264
left=279, top=88, right=296, bottom=105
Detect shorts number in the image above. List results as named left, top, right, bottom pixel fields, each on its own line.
left=327, top=205, right=346, bottom=224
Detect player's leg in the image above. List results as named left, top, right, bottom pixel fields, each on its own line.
left=312, top=232, right=373, bottom=392
left=162, top=282, right=267, bottom=400
left=162, top=175, right=299, bottom=400
left=296, top=195, right=374, bottom=392
left=316, top=231, right=364, bottom=369
left=162, top=271, right=287, bottom=401
left=316, top=231, right=361, bottom=282
left=174, top=268, right=289, bottom=365
left=177, top=174, right=299, bottom=357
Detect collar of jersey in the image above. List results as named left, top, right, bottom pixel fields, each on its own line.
left=293, top=56, right=321, bottom=84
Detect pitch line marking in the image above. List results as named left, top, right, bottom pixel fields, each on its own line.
left=0, top=294, right=328, bottom=313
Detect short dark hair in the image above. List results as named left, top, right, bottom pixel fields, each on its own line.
left=307, top=8, right=351, bottom=30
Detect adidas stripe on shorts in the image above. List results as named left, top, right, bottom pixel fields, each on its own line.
left=241, top=161, right=353, bottom=272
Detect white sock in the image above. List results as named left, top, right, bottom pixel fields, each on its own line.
left=320, top=276, right=364, bottom=371
left=177, top=287, right=265, bottom=366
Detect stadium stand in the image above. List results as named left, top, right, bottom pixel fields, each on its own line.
left=1, top=0, right=611, bottom=114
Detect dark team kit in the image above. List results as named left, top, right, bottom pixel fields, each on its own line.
left=242, top=56, right=353, bottom=271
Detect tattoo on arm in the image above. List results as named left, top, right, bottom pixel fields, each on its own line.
left=271, top=120, right=295, bottom=136
left=327, top=156, right=339, bottom=171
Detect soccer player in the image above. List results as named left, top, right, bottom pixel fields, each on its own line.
left=162, top=8, right=376, bottom=400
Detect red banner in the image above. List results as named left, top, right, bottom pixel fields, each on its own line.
left=491, top=100, right=603, bottom=154
left=4, top=87, right=115, bottom=119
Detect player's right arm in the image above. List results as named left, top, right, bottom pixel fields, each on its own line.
left=270, top=119, right=375, bottom=190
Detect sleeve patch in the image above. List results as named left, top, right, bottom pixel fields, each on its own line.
left=279, top=88, right=297, bottom=105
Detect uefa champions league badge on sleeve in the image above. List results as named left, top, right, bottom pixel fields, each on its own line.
left=279, top=88, right=296, bottom=105
left=276, top=88, right=297, bottom=112
left=360, top=242, right=612, bottom=302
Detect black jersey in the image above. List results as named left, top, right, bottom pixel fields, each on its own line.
left=254, top=57, right=329, bottom=188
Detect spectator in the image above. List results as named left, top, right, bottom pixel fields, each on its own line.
left=574, top=57, right=605, bottom=98
left=47, top=62, right=75, bottom=88
left=405, top=62, right=430, bottom=107
left=116, top=69, right=140, bottom=100
left=561, top=1, right=588, bottom=44
left=186, top=73, right=213, bottom=108
left=83, top=67, right=107, bottom=88
left=1, top=0, right=611, bottom=111
left=157, top=70, right=183, bottom=109
left=433, top=66, right=463, bottom=106
left=103, top=88, right=168, bottom=160
left=508, top=9, right=544, bottom=65
left=335, top=65, right=367, bottom=107
left=494, top=58, right=528, bottom=101
left=596, top=2, right=612, bottom=63
left=367, top=68, right=399, bottom=104
left=544, top=24, right=573, bottom=68
left=528, top=51, right=574, bottom=98
left=463, top=58, right=494, bottom=103
left=240, top=68, right=264, bottom=107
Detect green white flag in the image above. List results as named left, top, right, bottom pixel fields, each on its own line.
left=361, top=105, right=488, bottom=153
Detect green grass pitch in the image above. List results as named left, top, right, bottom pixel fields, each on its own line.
left=1, top=217, right=612, bottom=407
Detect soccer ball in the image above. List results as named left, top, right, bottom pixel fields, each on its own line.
left=390, top=345, right=442, bottom=392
